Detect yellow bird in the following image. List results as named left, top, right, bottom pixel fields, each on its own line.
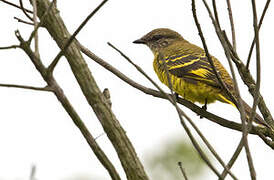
left=133, top=28, right=266, bottom=125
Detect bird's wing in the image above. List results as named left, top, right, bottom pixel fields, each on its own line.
left=163, top=53, right=223, bottom=89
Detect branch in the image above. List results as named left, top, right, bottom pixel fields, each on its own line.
left=0, top=83, right=53, bottom=92
left=178, top=162, right=189, bottom=180
left=78, top=42, right=274, bottom=144
left=27, top=0, right=56, bottom=43
left=0, top=0, right=33, bottom=13
left=15, top=30, right=121, bottom=180
left=0, top=44, right=20, bottom=50
left=19, top=0, right=33, bottom=21
left=32, top=0, right=40, bottom=57
left=219, top=138, right=244, bottom=179
left=192, top=0, right=238, bottom=108
left=47, top=0, right=108, bottom=74
left=14, top=17, right=34, bottom=25
left=35, top=0, right=148, bottom=179
left=246, top=0, right=271, bottom=68
left=226, top=0, right=236, bottom=50
left=202, top=0, right=274, bottom=130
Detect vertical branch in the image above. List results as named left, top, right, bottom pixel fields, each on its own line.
left=32, top=0, right=39, bottom=57
left=245, top=0, right=262, bottom=179
left=194, top=1, right=258, bottom=179
left=246, top=0, right=271, bottom=68
left=212, top=0, right=221, bottom=29
left=193, top=0, right=238, bottom=108
left=226, top=0, right=236, bottom=50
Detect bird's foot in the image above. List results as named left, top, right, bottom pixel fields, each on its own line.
left=200, top=99, right=208, bottom=119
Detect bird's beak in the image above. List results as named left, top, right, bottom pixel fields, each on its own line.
left=133, top=38, right=146, bottom=44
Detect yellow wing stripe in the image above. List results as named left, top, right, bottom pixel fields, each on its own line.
left=218, top=94, right=236, bottom=107
left=166, top=54, right=190, bottom=62
left=168, top=59, right=200, bottom=70
left=189, top=68, right=209, bottom=78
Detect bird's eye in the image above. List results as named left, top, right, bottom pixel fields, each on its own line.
left=151, top=35, right=164, bottom=41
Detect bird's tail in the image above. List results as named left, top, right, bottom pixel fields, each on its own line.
left=241, top=99, right=268, bottom=127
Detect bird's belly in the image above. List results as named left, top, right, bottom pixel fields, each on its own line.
left=156, top=70, right=220, bottom=104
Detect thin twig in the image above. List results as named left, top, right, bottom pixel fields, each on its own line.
left=202, top=0, right=258, bottom=178
left=178, top=162, right=189, bottom=180
left=203, top=0, right=274, bottom=130
left=226, top=0, right=236, bottom=50
left=246, top=0, right=271, bottom=68
left=28, top=0, right=57, bottom=43
left=14, top=17, right=34, bottom=25
left=19, top=0, right=33, bottom=21
left=245, top=1, right=262, bottom=179
left=219, top=138, right=245, bottom=179
left=0, top=44, right=20, bottom=50
left=47, top=0, right=108, bottom=74
left=0, top=83, right=53, bottom=92
left=223, top=30, right=255, bottom=180
left=212, top=0, right=221, bottom=29
left=204, top=1, right=257, bottom=178
left=192, top=0, right=238, bottom=108
left=193, top=1, right=249, bottom=179
left=0, top=0, right=33, bottom=13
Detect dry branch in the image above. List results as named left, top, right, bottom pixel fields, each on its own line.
left=34, top=0, right=149, bottom=179
left=14, top=30, right=121, bottom=180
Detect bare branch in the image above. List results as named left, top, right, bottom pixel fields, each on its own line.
left=202, top=0, right=274, bottom=130
left=245, top=1, right=263, bottom=179
left=19, top=0, right=33, bottom=21
left=178, top=162, right=189, bottom=180
left=226, top=0, right=236, bottom=50
left=0, top=44, right=20, bottom=50
left=219, top=138, right=244, bottom=179
left=47, top=0, right=108, bottom=74
left=192, top=0, right=238, bottom=108
left=0, top=83, right=53, bottom=92
left=246, top=0, right=271, bottom=68
left=0, top=0, right=33, bottom=13
left=28, top=0, right=57, bottom=43
left=201, top=1, right=258, bottom=179
left=14, top=29, right=121, bottom=180
left=32, top=0, right=40, bottom=57
left=212, top=0, right=221, bottom=29
left=14, top=17, right=34, bottom=25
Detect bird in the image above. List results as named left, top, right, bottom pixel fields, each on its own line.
left=133, top=28, right=266, bottom=125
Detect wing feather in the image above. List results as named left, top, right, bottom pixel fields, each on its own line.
left=166, top=54, right=222, bottom=88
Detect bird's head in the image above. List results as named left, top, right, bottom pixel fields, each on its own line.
left=133, top=28, right=184, bottom=53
